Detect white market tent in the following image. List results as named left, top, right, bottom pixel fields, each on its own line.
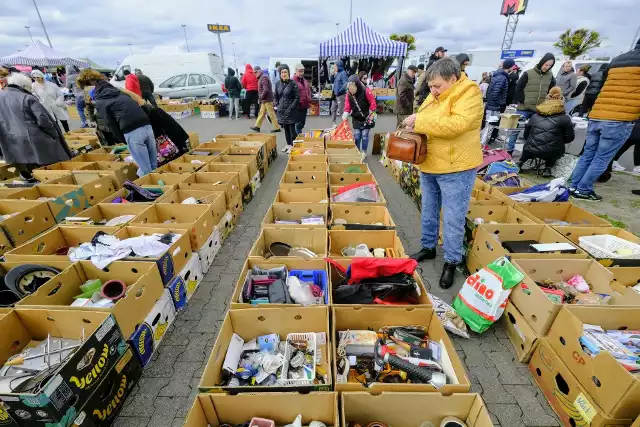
left=0, top=40, right=88, bottom=68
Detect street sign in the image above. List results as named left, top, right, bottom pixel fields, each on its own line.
left=207, top=24, right=231, bottom=33
left=501, top=49, right=535, bottom=59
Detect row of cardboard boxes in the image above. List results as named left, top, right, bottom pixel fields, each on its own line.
left=0, top=131, right=281, bottom=426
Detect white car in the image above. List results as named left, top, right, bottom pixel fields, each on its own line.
left=155, top=73, right=225, bottom=99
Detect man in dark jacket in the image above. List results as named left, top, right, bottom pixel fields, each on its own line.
left=486, top=59, right=515, bottom=114
left=396, top=65, right=418, bottom=127
left=330, top=60, right=348, bottom=126
left=579, top=64, right=608, bottom=117
left=250, top=66, right=280, bottom=133
left=135, top=69, right=156, bottom=106
left=505, top=66, right=520, bottom=106
left=224, top=68, right=242, bottom=120
left=90, top=78, right=157, bottom=176
left=293, top=63, right=311, bottom=135
left=418, top=47, right=447, bottom=102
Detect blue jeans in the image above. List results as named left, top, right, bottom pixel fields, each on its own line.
left=124, top=125, right=158, bottom=176
left=295, top=110, right=307, bottom=135
left=353, top=128, right=370, bottom=152
left=420, top=168, right=476, bottom=264
left=76, top=96, right=87, bottom=126
left=571, top=119, right=635, bottom=193
left=506, top=110, right=533, bottom=151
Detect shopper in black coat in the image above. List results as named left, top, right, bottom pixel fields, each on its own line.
left=579, top=64, right=608, bottom=117
left=506, top=69, right=520, bottom=106
left=518, top=87, right=575, bottom=176
left=274, top=64, right=299, bottom=151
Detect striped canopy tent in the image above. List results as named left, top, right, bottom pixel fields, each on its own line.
left=0, top=41, right=88, bottom=68
left=319, top=18, right=407, bottom=60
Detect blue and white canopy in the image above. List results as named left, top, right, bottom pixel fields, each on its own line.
left=0, top=41, right=89, bottom=68
left=319, top=18, right=407, bottom=60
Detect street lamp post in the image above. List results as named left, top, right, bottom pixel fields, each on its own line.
left=182, top=25, right=190, bottom=53
left=336, top=23, right=339, bottom=37
left=232, top=42, right=238, bottom=71
left=128, top=44, right=133, bottom=54
left=349, top=0, right=353, bottom=24
left=31, top=0, right=52, bottom=48
left=25, top=26, right=34, bottom=42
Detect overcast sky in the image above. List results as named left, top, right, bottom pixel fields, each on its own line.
left=1, top=0, right=637, bottom=69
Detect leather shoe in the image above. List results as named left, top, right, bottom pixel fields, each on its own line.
left=439, top=262, right=458, bottom=289
left=410, top=247, right=436, bottom=262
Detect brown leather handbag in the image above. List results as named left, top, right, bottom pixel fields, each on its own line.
left=387, top=128, right=428, bottom=164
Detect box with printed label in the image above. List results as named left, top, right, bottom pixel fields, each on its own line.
left=166, top=275, right=187, bottom=312
left=0, top=310, right=128, bottom=426
left=128, top=288, right=176, bottom=367
left=529, top=339, right=633, bottom=427
left=197, top=227, right=222, bottom=273
left=500, top=301, right=539, bottom=363
left=180, top=253, right=204, bottom=300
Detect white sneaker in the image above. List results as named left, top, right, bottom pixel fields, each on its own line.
left=612, top=161, right=626, bottom=171
left=632, top=166, right=640, bottom=175
left=281, top=146, right=289, bottom=153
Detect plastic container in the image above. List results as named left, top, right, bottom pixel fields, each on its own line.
left=280, top=332, right=316, bottom=386
left=578, top=234, right=640, bottom=259
left=249, top=418, right=275, bottom=427
left=288, top=270, right=328, bottom=304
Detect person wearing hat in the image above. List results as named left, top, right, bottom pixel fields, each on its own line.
left=224, top=68, right=243, bottom=120
left=426, top=47, right=447, bottom=71
left=396, top=65, right=418, bottom=127
left=455, top=53, right=470, bottom=73
left=31, top=69, right=70, bottom=132
left=251, top=66, right=281, bottom=133
left=506, top=64, right=520, bottom=106
left=292, top=63, right=311, bottom=135
left=414, top=63, right=427, bottom=107
left=485, top=59, right=516, bottom=139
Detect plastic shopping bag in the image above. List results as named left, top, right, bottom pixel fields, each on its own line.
left=330, top=120, right=354, bottom=141
left=452, top=257, right=524, bottom=333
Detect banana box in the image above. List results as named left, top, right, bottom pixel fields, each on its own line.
left=128, top=289, right=176, bottom=367
left=197, top=227, right=222, bottom=274
left=180, top=253, right=204, bottom=300
left=166, top=275, right=188, bottom=312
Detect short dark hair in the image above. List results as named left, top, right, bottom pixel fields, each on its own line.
left=275, top=61, right=281, bottom=67
left=123, top=69, right=130, bottom=75
left=418, top=64, right=425, bottom=70
left=426, top=58, right=461, bottom=81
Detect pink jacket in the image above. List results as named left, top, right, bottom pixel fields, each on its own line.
left=344, top=87, right=376, bottom=114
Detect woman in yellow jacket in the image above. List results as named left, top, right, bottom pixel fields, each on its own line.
left=403, top=58, right=483, bottom=289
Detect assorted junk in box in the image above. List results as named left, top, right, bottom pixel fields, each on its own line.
left=533, top=274, right=611, bottom=305
left=240, top=265, right=328, bottom=306
left=580, top=324, right=640, bottom=374
left=70, top=278, right=127, bottom=308
left=0, top=264, right=62, bottom=306
left=331, top=183, right=380, bottom=203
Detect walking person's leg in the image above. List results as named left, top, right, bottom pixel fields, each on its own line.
left=330, top=97, right=338, bottom=125
left=337, top=95, right=345, bottom=118
left=265, top=103, right=281, bottom=131
left=352, top=128, right=362, bottom=151
left=253, top=103, right=266, bottom=131
left=145, top=94, right=157, bottom=107
left=411, top=172, right=440, bottom=262
left=143, top=125, right=158, bottom=171
left=360, top=128, right=370, bottom=155
left=124, top=127, right=154, bottom=176
left=571, top=120, right=602, bottom=189
left=229, top=97, right=235, bottom=120
left=250, top=91, right=259, bottom=118
left=295, top=110, right=307, bottom=135
left=76, top=96, right=87, bottom=127
left=59, top=120, right=70, bottom=133
left=234, top=98, right=240, bottom=119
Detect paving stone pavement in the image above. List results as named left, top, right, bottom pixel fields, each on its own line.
left=112, top=116, right=559, bottom=427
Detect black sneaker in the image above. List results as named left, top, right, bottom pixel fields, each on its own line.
left=271, top=129, right=281, bottom=133
left=439, top=262, right=458, bottom=289
left=249, top=126, right=260, bottom=132
left=410, top=247, right=436, bottom=262
left=631, top=190, right=640, bottom=196
left=572, top=190, right=602, bottom=201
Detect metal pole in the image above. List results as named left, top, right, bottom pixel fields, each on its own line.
left=631, top=24, right=640, bottom=51
left=216, top=23, right=225, bottom=70
left=25, top=26, right=34, bottom=42
left=182, top=25, right=190, bottom=52
left=336, top=23, right=339, bottom=37
left=128, top=44, right=132, bottom=54
left=349, top=0, right=353, bottom=24
left=232, top=42, right=237, bottom=71
left=32, top=0, right=52, bottom=48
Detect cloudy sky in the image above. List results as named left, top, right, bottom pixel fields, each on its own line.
left=1, top=0, right=637, bottom=69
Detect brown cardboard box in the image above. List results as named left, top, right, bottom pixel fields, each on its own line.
left=289, top=154, right=328, bottom=163
left=469, top=224, right=588, bottom=269
left=326, top=148, right=360, bottom=157
left=34, top=173, right=116, bottom=206
left=99, top=186, right=174, bottom=204
left=0, top=164, right=19, bottom=180
left=329, top=185, right=386, bottom=206
left=17, top=261, right=164, bottom=337
left=466, top=205, right=536, bottom=243
left=196, top=141, right=234, bottom=151
left=4, top=226, right=120, bottom=262
left=0, top=200, right=55, bottom=248
left=205, top=162, right=251, bottom=190
left=328, top=172, right=375, bottom=186
left=291, top=147, right=325, bottom=155
left=274, top=187, right=328, bottom=203
left=155, top=162, right=202, bottom=174
left=517, top=202, right=611, bottom=227
left=184, top=393, right=338, bottom=427
left=328, top=204, right=395, bottom=230
left=133, top=172, right=190, bottom=188
left=83, top=161, right=139, bottom=186
left=0, top=187, right=25, bottom=198
left=248, top=227, right=328, bottom=260
left=328, top=230, right=406, bottom=258
left=529, top=339, right=634, bottom=427
left=332, top=306, right=469, bottom=394
left=156, top=190, right=227, bottom=225
left=326, top=141, right=357, bottom=150
left=199, top=306, right=331, bottom=393
left=187, top=131, right=199, bottom=148
left=171, top=153, right=216, bottom=165
left=287, top=162, right=328, bottom=172
left=342, top=392, right=493, bottom=427
left=6, top=184, right=91, bottom=223
left=214, top=154, right=259, bottom=179
left=510, top=259, right=635, bottom=336
left=328, top=258, right=431, bottom=306
left=499, top=112, right=521, bottom=128
left=328, top=163, right=369, bottom=174
left=69, top=152, right=119, bottom=162
left=490, top=186, right=530, bottom=204
left=474, top=177, right=492, bottom=193
left=609, top=267, right=640, bottom=292
left=32, top=169, right=72, bottom=183
left=231, top=258, right=329, bottom=309
left=64, top=203, right=147, bottom=227
left=281, top=171, right=328, bottom=185
left=547, top=306, right=640, bottom=419
left=38, top=161, right=98, bottom=171
left=132, top=204, right=215, bottom=250
left=262, top=203, right=328, bottom=228
left=500, top=301, right=539, bottom=363
left=180, top=172, right=242, bottom=209
left=293, top=141, right=326, bottom=152
left=554, top=226, right=640, bottom=267
left=471, top=189, right=509, bottom=206
left=327, top=155, right=363, bottom=164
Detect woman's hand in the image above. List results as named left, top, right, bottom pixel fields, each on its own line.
left=402, top=114, right=417, bottom=128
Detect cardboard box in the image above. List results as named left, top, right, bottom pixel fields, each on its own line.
left=98, top=187, right=174, bottom=205
left=197, top=227, right=222, bottom=273
left=516, top=202, right=611, bottom=227
left=287, top=162, right=328, bottom=172
left=262, top=203, right=328, bottom=228
left=554, top=226, right=640, bottom=267
left=332, top=306, right=469, bottom=393
left=0, top=164, right=19, bottom=181
left=128, top=288, right=176, bottom=367
left=499, top=112, right=521, bottom=128
left=205, top=162, right=251, bottom=191
left=0, top=200, right=55, bottom=247
left=155, top=162, right=202, bottom=174
left=166, top=274, right=188, bottom=312
left=328, top=172, right=375, bottom=186
left=281, top=171, right=328, bottom=185
left=40, top=174, right=117, bottom=206
left=342, top=392, right=493, bottom=427
left=465, top=205, right=536, bottom=248
left=38, top=160, right=98, bottom=171
left=249, top=228, right=328, bottom=260
left=69, top=153, right=118, bottom=162
left=180, top=253, right=204, bottom=300
left=180, top=172, right=242, bottom=210
left=171, top=153, right=216, bottom=165
left=187, top=131, right=199, bottom=148
left=609, top=267, right=640, bottom=292
left=530, top=339, right=634, bottom=427
left=5, top=184, right=91, bottom=223
left=0, top=310, right=128, bottom=425
left=76, top=161, right=139, bottom=187
left=214, top=155, right=259, bottom=180
left=132, top=204, right=215, bottom=250
left=64, top=203, right=147, bottom=227
left=470, top=189, right=508, bottom=206
left=185, top=392, right=338, bottom=427
left=290, top=147, right=325, bottom=155
left=500, top=301, right=539, bottom=363
left=17, top=261, right=164, bottom=337
left=328, top=204, right=395, bottom=230
left=328, top=163, right=369, bottom=174
left=289, top=154, right=327, bottom=163
left=199, top=306, right=331, bottom=393
left=510, top=259, right=636, bottom=336
left=4, top=226, right=120, bottom=263
left=133, top=172, right=189, bottom=188
left=328, top=230, right=406, bottom=258
left=329, top=185, right=386, bottom=206
left=474, top=177, right=492, bottom=193
left=274, top=187, right=328, bottom=203
left=490, top=186, right=531, bottom=204
left=231, top=258, right=329, bottom=309
left=547, top=306, right=640, bottom=419
left=156, top=189, right=227, bottom=225
left=469, top=224, right=588, bottom=269
left=0, top=187, right=26, bottom=198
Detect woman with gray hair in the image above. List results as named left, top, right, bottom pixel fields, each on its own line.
left=0, top=72, right=71, bottom=179
left=31, top=69, right=70, bottom=132
left=402, top=58, right=484, bottom=289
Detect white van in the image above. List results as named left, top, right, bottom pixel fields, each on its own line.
left=110, top=48, right=225, bottom=88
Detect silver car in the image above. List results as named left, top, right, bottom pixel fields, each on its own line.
left=155, top=73, right=225, bottom=99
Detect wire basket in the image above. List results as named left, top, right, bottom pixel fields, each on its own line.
left=578, top=234, right=640, bottom=259
left=280, top=332, right=316, bottom=386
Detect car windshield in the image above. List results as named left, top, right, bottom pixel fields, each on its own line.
left=159, top=76, right=175, bottom=88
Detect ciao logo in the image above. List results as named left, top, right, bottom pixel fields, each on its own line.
left=69, top=344, right=110, bottom=389
left=93, top=375, right=127, bottom=421
left=467, top=273, right=495, bottom=300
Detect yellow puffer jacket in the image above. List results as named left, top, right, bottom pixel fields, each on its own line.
left=589, top=67, right=640, bottom=122
left=414, top=73, right=484, bottom=174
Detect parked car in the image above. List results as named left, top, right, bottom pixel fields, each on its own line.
left=155, top=73, right=225, bottom=99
